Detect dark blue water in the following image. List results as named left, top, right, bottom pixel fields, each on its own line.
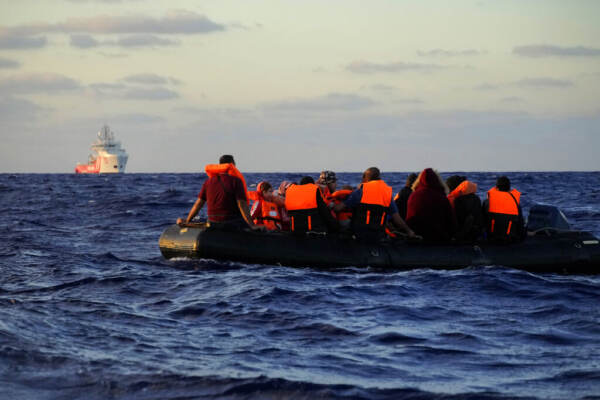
left=1, top=172, right=600, bottom=400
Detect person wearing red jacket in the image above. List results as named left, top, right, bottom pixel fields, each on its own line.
left=406, top=168, right=456, bottom=242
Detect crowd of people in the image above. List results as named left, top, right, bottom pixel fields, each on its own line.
left=177, top=154, right=525, bottom=244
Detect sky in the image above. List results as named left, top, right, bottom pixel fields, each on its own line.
left=1, top=0, right=599, bottom=173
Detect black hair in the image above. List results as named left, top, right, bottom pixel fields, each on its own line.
left=445, top=175, right=466, bottom=192
left=219, top=154, right=235, bottom=164
left=406, top=173, right=418, bottom=187
left=496, top=176, right=511, bottom=191
left=299, top=176, right=314, bottom=185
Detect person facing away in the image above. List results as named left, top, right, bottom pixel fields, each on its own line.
left=284, top=176, right=339, bottom=234
left=406, top=168, right=456, bottom=242
left=177, top=154, right=260, bottom=230
left=482, top=176, right=525, bottom=242
left=249, top=181, right=283, bottom=230
left=335, top=167, right=417, bottom=242
left=394, top=172, right=418, bottom=220
left=446, top=175, right=484, bottom=242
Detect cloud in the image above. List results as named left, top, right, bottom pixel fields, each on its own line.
left=115, top=34, right=179, bottom=47
left=474, top=83, right=499, bottom=91
left=417, top=49, right=486, bottom=57
left=514, top=77, right=574, bottom=89
left=0, top=73, right=82, bottom=94
left=70, top=34, right=99, bottom=48
left=499, top=96, right=524, bottom=103
left=0, top=33, right=47, bottom=49
left=0, top=96, right=42, bottom=122
left=262, top=93, right=376, bottom=112
left=0, top=57, right=20, bottom=69
left=513, top=44, right=600, bottom=58
left=69, top=33, right=179, bottom=48
left=123, top=87, right=179, bottom=100
left=346, top=60, right=446, bottom=74
left=123, top=73, right=169, bottom=85
left=3, top=10, right=224, bottom=36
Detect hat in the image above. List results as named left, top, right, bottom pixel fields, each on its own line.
left=318, top=170, right=337, bottom=184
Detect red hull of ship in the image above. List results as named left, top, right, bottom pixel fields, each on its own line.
left=75, top=163, right=100, bottom=174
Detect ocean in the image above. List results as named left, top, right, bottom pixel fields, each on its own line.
left=1, top=172, right=599, bottom=400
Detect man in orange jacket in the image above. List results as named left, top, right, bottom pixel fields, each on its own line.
left=483, top=176, right=524, bottom=242
left=334, top=167, right=418, bottom=242
left=177, top=155, right=260, bottom=231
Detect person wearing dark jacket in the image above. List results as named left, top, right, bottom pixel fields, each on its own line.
left=394, top=172, right=417, bottom=220
left=406, top=168, right=456, bottom=242
left=446, top=175, right=484, bottom=242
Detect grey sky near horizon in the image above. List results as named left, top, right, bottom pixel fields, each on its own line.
left=1, top=0, right=599, bottom=173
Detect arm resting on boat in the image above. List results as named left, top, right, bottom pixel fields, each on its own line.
left=177, top=198, right=205, bottom=225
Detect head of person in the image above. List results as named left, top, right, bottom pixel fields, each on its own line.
left=257, top=181, right=273, bottom=196
left=412, top=168, right=449, bottom=194
left=318, top=170, right=337, bottom=191
left=361, top=167, right=381, bottom=183
left=278, top=181, right=294, bottom=196
left=299, top=176, right=314, bottom=185
left=445, top=175, right=466, bottom=192
left=219, top=154, right=235, bottom=165
left=406, top=173, right=418, bottom=188
left=496, top=176, right=511, bottom=192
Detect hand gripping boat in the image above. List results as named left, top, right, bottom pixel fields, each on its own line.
left=159, top=206, right=600, bottom=274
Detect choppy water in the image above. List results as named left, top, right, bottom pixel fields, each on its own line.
left=1, top=172, right=600, bottom=400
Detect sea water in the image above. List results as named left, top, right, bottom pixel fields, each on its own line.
left=1, top=172, right=599, bottom=399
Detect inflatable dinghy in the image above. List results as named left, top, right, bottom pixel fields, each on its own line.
left=159, top=206, right=600, bottom=274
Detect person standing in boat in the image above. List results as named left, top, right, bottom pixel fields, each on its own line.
left=177, top=155, right=260, bottom=231
left=285, top=176, right=339, bottom=235
left=335, top=167, right=418, bottom=242
left=483, top=176, right=525, bottom=242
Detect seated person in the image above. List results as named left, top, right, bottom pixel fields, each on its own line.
left=335, top=167, right=417, bottom=242
left=285, top=176, right=339, bottom=234
left=249, top=181, right=284, bottom=230
left=483, top=176, right=525, bottom=242
left=406, top=168, right=456, bottom=242
left=177, top=154, right=259, bottom=231
left=317, top=170, right=337, bottom=198
left=446, top=175, right=484, bottom=242
left=328, top=185, right=354, bottom=230
left=394, top=172, right=418, bottom=220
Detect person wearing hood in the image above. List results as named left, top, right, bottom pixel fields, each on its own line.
left=406, top=168, right=456, bottom=242
left=446, top=175, right=484, bottom=242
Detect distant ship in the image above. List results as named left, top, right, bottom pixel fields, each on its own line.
left=75, top=125, right=128, bottom=174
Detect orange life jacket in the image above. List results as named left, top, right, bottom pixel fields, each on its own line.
left=328, top=189, right=353, bottom=222
left=285, top=183, right=324, bottom=233
left=486, top=187, right=522, bottom=241
left=250, top=197, right=282, bottom=230
left=352, top=180, right=393, bottom=232
left=448, top=180, right=478, bottom=208
left=205, top=163, right=248, bottom=201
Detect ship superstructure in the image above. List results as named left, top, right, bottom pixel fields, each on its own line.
left=75, top=125, right=128, bottom=174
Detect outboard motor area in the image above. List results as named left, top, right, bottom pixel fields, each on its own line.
left=527, top=205, right=570, bottom=231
